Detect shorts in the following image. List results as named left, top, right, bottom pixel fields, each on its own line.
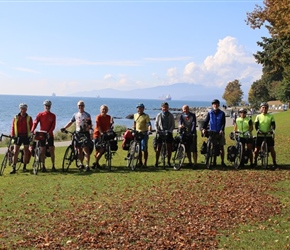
left=255, top=136, right=274, bottom=147
left=14, top=136, right=30, bottom=146
left=39, top=136, right=54, bottom=147
left=156, top=132, right=173, bottom=144
left=76, top=132, right=91, bottom=148
left=185, top=135, right=197, bottom=153
left=140, top=134, right=149, bottom=152
left=239, top=137, right=253, bottom=145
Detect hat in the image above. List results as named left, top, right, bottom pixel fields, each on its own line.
left=19, top=103, right=28, bottom=109
left=161, top=102, right=169, bottom=107
left=136, top=103, right=145, bottom=108
left=211, top=99, right=220, bottom=105
left=239, top=108, right=247, bottom=113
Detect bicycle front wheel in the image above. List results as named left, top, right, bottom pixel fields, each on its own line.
left=161, top=143, right=167, bottom=169
left=33, top=147, right=41, bottom=175
left=260, top=141, right=268, bottom=168
left=0, top=152, right=9, bottom=176
left=62, top=145, right=74, bottom=172
left=173, top=144, right=186, bottom=170
left=205, top=142, right=214, bottom=169
left=131, top=142, right=140, bottom=171
left=234, top=142, right=243, bottom=170
left=105, top=144, right=112, bottom=171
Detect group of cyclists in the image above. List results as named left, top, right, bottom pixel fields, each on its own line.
left=4, top=98, right=277, bottom=174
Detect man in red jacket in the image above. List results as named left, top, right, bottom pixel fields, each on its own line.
left=31, top=100, right=56, bottom=172
left=10, top=103, right=33, bottom=174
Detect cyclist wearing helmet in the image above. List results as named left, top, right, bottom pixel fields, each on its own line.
left=155, top=102, right=175, bottom=168
left=61, top=100, right=93, bottom=172
left=234, top=108, right=254, bottom=167
left=133, top=103, right=152, bottom=167
left=10, top=103, right=33, bottom=174
left=254, top=102, right=277, bottom=168
left=179, top=104, right=197, bottom=168
left=31, top=99, right=56, bottom=172
left=202, top=99, right=227, bottom=168
left=92, top=104, right=114, bottom=169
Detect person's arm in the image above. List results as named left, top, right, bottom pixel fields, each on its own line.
left=191, top=113, right=197, bottom=134
left=233, top=122, right=238, bottom=132
left=48, top=114, right=56, bottom=135
left=220, top=112, right=226, bottom=132
left=179, top=114, right=183, bottom=128
left=202, top=112, right=210, bottom=132
left=31, top=114, right=39, bottom=133
left=254, top=116, right=259, bottom=130
left=11, top=117, right=15, bottom=137
left=248, top=119, right=253, bottom=132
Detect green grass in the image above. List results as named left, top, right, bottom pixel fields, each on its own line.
left=0, top=111, right=290, bottom=248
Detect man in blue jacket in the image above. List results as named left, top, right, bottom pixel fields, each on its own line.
left=202, top=99, right=226, bottom=168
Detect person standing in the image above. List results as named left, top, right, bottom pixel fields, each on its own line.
left=31, top=100, right=57, bottom=172
left=202, top=99, right=227, bottom=168
left=253, top=102, right=277, bottom=169
left=234, top=108, right=254, bottom=167
left=61, top=100, right=93, bottom=172
left=179, top=105, right=197, bottom=168
left=154, top=102, right=175, bottom=167
left=10, top=103, right=33, bottom=174
left=133, top=103, right=152, bottom=167
left=92, top=104, right=114, bottom=168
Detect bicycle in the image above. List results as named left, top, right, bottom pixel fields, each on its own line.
left=256, top=130, right=274, bottom=168
left=126, top=129, right=148, bottom=171
left=172, top=127, right=191, bottom=171
left=203, top=130, right=221, bottom=169
left=96, top=130, right=117, bottom=171
left=0, top=134, right=24, bottom=175
left=229, top=131, right=250, bottom=170
left=156, top=130, right=170, bottom=169
left=32, top=131, right=48, bottom=175
left=61, top=130, right=91, bottom=172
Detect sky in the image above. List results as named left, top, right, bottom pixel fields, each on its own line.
left=0, top=0, right=268, bottom=98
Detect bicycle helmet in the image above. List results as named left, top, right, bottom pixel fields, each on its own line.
left=238, top=108, right=247, bottom=114
left=136, top=103, right=145, bottom=108
left=211, top=99, right=220, bottom=105
left=260, top=102, right=268, bottom=107
left=43, top=100, right=52, bottom=106
left=19, top=103, right=28, bottom=109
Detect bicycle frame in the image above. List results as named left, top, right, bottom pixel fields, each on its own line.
left=157, top=130, right=169, bottom=169
left=204, top=130, right=220, bottom=169
left=32, top=131, right=48, bottom=175
left=256, top=131, right=273, bottom=168
left=173, top=128, right=188, bottom=171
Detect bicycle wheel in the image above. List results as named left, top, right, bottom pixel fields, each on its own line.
left=0, top=152, right=9, bottom=176
left=234, top=142, right=243, bottom=170
left=33, top=147, right=41, bottom=175
left=62, top=145, right=74, bottom=172
left=205, top=141, right=214, bottom=169
left=126, top=141, right=135, bottom=169
left=16, top=149, right=23, bottom=171
left=131, top=142, right=140, bottom=171
left=260, top=141, right=268, bottom=168
left=105, top=144, right=112, bottom=171
left=161, top=142, right=167, bottom=169
left=173, top=143, right=186, bottom=170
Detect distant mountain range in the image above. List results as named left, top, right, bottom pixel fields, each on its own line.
left=69, top=83, right=224, bottom=101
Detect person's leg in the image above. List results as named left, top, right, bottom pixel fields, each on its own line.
left=155, top=143, right=161, bottom=167
left=83, top=146, right=91, bottom=171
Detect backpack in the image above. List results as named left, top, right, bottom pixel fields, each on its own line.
left=110, top=139, right=118, bottom=151
left=227, top=146, right=237, bottom=162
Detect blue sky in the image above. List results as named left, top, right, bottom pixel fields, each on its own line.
left=0, top=0, right=267, bottom=97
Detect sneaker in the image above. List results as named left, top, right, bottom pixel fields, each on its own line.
left=192, top=164, right=197, bottom=170
left=154, top=163, right=158, bottom=168
left=78, top=165, right=85, bottom=170
left=23, top=166, right=27, bottom=172
left=167, top=162, right=172, bottom=168
left=51, top=166, right=57, bottom=172
left=42, top=166, right=47, bottom=172
left=221, top=162, right=227, bottom=168
left=10, top=168, right=16, bottom=174
left=85, top=166, right=91, bottom=172
left=272, top=164, right=278, bottom=170
left=92, top=162, right=101, bottom=169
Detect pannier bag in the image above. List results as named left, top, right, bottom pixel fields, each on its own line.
left=227, top=146, right=237, bottom=162
left=103, top=131, right=116, bottom=141
left=122, top=138, right=132, bottom=151
left=200, top=141, right=207, bottom=154
left=110, top=140, right=118, bottom=151
left=123, top=130, right=134, bottom=140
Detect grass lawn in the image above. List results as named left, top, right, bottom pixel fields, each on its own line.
left=0, top=111, right=290, bottom=249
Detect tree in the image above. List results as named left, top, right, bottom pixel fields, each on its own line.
left=248, top=79, right=270, bottom=109
left=222, top=79, right=243, bottom=106
left=246, top=0, right=290, bottom=37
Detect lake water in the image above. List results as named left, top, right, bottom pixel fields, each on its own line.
left=0, top=95, right=211, bottom=134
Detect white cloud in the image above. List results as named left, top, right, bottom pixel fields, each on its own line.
left=12, top=67, right=40, bottom=74
left=144, top=56, right=193, bottom=62
left=27, top=57, right=141, bottom=66
left=179, top=36, right=262, bottom=88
